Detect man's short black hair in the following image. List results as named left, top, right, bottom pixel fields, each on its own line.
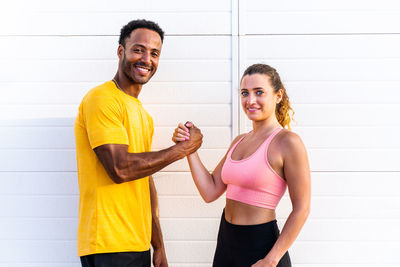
left=119, top=19, right=164, bottom=47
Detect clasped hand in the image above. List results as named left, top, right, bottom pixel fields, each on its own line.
left=172, top=121, right=203, bottom=155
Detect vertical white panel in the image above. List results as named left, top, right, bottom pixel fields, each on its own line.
left=241, top=1, right=400, bottom=267
left=0, top=0, right=233, bottom=266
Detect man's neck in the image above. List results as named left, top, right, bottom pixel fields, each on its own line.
left=113, top=74, right=142, bottom=98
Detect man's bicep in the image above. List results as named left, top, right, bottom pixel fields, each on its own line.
left=93, top=144, right=129, bottom=183
left=93, top=143, right=129, bottom=159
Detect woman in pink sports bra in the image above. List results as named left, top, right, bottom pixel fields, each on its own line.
left=172, top=64, right=311, bottom=267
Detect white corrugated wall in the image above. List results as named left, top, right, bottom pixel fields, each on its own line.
left=241, top=1, right=400, bottom=266
left=0, top=0, right=399, bottom=266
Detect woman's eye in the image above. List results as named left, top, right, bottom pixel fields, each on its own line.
left=256, top=91, right=264, bottom=95
left=241, top=92, right=248, bottom=96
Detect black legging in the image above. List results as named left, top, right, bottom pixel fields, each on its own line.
left=213, top=210, right=291, bottom=267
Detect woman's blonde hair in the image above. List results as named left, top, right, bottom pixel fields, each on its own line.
left=241, top=64, right=294, bottom=130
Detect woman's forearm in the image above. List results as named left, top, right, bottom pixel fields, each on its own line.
left=265, top=207, right=310, bottom=265
left=187, top=152, right=225, bottom=202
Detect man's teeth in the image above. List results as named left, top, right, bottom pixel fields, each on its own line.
left=137, top=67, right=149, bottom=72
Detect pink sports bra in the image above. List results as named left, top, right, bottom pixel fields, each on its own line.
left=221, top=128, right=287, bottom=210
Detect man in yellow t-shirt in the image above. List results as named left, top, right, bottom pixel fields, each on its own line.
left=74, top=19, right=203, bottom=267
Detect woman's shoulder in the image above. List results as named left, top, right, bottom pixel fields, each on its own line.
left=232, top=133, right=247, bottom=143
left=226, top=133, right=247, bottom=151
left=276, top=129, right=306, bottom=153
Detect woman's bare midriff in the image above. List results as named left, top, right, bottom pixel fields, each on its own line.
left=224, top=198, right=276, bottom=225
left=225, top=198, right=276, bottom=225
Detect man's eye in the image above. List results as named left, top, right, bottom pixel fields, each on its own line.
left=151, top=52, right=159, bottom=57
left=241, top=92, right=248, bottom=96
left=256, top=91, right=264, bottom=95
left=133, top=48, right=142, bottom=53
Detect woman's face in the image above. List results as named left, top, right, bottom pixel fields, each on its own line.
left=240, top=74, right=282, bottom=122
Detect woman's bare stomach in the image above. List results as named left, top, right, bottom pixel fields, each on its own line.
left=224, top=198, right=276, bottom=225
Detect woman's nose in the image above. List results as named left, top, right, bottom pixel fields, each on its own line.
left=247, top=94, right=256, bottom=104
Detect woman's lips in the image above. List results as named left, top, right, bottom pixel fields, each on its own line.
left=247, top=107, right=260, bottom=112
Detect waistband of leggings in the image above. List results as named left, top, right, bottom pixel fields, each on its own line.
left=221, top=209, right=278, bottom=230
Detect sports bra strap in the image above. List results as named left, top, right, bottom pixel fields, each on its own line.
left=228, top=127, right=282, bottom=158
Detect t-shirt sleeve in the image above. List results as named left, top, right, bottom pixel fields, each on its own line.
left=83, top=94, right=129, bottom=149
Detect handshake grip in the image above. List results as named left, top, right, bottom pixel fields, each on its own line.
left=176, top=122, right=203, bottom=156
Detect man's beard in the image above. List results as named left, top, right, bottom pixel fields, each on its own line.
left=121, top=53, right=153, bottom=85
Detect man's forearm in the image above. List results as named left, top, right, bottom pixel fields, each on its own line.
left=149, top=176, right=163, bottom=245
left=94, top=125, right=202, bottom=184
left=149, top=176, right=167, bottom=265
left=117, top=145, right=186, bottom=182
left=95, top=143, right=187, bottom=184
left=151, top=213, right=164, bottom=250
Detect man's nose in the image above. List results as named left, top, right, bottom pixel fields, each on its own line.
left=141, top=52, right=151, bottom=65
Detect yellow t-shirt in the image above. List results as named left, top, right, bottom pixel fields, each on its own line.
left=74, top=81, right=154, bottom=256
